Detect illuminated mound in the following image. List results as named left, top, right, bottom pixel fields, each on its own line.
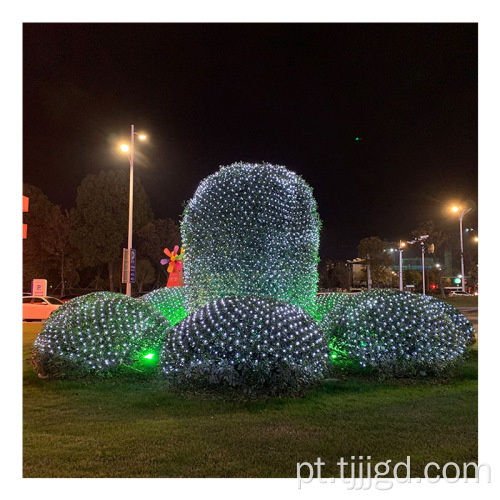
left=313, top=292, right=353, bottom=321
left=320, top=289, right=470, bottom=375
left=140, top=286, right=188, bottom=325
left=419, top=295, right=476, bottom=347
left=160, top=295, right=329, bottom=395
left=31, top=292, right=172, bottom=378
left=181, top=162, right=321, bottom=315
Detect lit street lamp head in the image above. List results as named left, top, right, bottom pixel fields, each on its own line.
left=120, top=144, right=130, bottom=153
left=451, top=205, right=459, bottom=213
left=138, top=134, right=147, bottom=141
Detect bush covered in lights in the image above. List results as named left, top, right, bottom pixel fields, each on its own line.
left=320, top=290, right=472, bottom=375
left=31, top=292, right=172, bottom=378
left=420, top=295, right=476, bottom=347
left=140, top=286, right=188, bottom=326
left=313, top=292, right=353, bottom=321
left=181, top=162, right=321, bottom=315
left=160, top=295, right=329, bottom=395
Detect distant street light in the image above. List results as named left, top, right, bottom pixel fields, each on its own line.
left=407, top=235, right=429, bottom=295
left=398, top=241, right=405, bottom=292
left=120, top=125, right=147, bottom=297
left=451, top=205, right=472, bottom=293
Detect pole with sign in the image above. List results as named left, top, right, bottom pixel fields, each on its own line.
left=122, top=249, right=136, bottom=285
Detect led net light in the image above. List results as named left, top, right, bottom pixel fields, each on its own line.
left=418, top=294, right=476, bottom=347
left=181, top=162, right=321, bottom=315
left=160, top=295, right=329, bottom=394
left=140, top=286, right=188, bottom=326
left=31, top=292, right=173, bottom=378
left=319, top=289, right=473, bottom=375
left=313, top=292, right=353, bottom=321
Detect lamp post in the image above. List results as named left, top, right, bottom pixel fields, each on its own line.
left=120, top=125, right=147, bottom=297
left=407, top=235, right=429, bottom=295
left=398, top=241, right=405, bottom=291
left=451, top=206, right=472, bottom=293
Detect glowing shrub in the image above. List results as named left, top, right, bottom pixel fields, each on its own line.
left=31, top=292, right=172, bottom=378
left=313, top=292, right=353, bottom=321
left=181, top=162, right=321, bottom=315
left=320, top=289, right=470, bottom=375
left=160, top=295, right=329, bottom=395
left=140, top=286, right=188, bottom=326
left=419, top=295, right=476, bottom=347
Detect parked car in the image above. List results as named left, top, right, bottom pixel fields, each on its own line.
left=448, top=290, right=473, bottom=297
left=22, top=296, right=63, bottom=321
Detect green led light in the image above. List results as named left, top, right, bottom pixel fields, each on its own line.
left=143, top=353, right=155, bottom=360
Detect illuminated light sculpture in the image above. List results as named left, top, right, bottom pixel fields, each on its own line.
left=313, top=292, right=353, bottom=322
left=320, top=289, right=472, bottom=375
left=181, top=162, right=320, bottom=315
left=416, top=294, right=476, bottom=347
left=140, top=286, right=188, bottom=326
left=161, top=245, right=184, bottom=287
left=31, top=292, right=172, bottom=378
left=160, top=295, right=329, bottom=395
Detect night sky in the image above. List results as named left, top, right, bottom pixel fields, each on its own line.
left=23, top=23, right=477, bottom=260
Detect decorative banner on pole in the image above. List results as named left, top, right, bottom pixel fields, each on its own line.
left=161, top=246, right=184, bottom=287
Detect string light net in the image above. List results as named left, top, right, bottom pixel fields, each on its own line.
left=181, top=162, right=321, bottom=315
left=319, top=289, right=470, bottom=375
left=313, top=292, right=353, bottom=321
left=418, top=295, right=476, bottom=347
left=31, top=292, right=172, bottom=378
left=140, top=286, right=188, bottom=326
left=160, top=295, right=329, bottom=395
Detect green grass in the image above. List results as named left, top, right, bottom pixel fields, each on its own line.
left=443, top=296, right=478, bottom=308
left=23, top=327, right=478, bottom=478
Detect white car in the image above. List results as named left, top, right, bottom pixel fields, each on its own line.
left=448, top=290, right=473, bottom=297
left=22, top=296, right=63, bottom=321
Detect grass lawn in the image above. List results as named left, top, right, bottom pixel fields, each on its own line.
left=443, top=296, right=478, bottom=308
left=23, top=325, right=478, bottom=478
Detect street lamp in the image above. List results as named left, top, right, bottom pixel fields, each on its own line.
left=398, top=241, right=405, bottom=292
left=407, top=235, right=429, bottom=295
left=451, top=205, right=472, bottom=293
left=120, top=124, right=147, bottom=297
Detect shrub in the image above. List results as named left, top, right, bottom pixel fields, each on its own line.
left=313, top=292, right=353, bottom=321
left=160, top=295, right=329, bottom=395
left=31, top=292, right=172, bottom=378
left=140, top=286, right=188, bottom=326
left=419, top=295, right=476, bottom=347
left=319, top=289, right=470, bottom=375
left=180, top=162, right=321, bottom=315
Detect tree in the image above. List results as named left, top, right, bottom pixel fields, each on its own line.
left=403, top=269, right=422, bottom=288
left=135, top=259, right=156, bottom=292
left=43, top=205, right=78, bottom=297
left=319, top=260, right=351, bottom=290
left=410, top=220, right=448, bottom=259
left=70, top=169, right=153, bottom=292
left=357, top=237, right=394, bottom=287
left=23, top=184, right=58, bottom=290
